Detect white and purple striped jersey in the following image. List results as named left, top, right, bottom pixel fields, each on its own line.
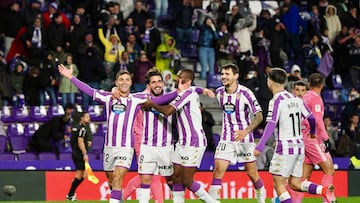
left=266, top=90, right=312, bottom=155
left=216, top=84, right=262, bottom=143
left=93, top=91, right=146, bottom=148
left=142, top=92, right=174, bottom=147
left=170, top=87, right=206, bottom=147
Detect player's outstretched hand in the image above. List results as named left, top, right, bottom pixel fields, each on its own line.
left=202, top=88, right=215, bottom=98
left=58, top=64, right=73, bottom=79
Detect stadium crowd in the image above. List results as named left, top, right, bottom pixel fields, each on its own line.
left=0, top=0, right=360, bottom=172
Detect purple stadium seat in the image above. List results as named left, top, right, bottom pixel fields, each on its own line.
left=87, top=105, right=106, bottom=122
left=48, top=105, right=65, bottom=118
left=97, top=124, right=108, bottom=136
left=13, top=106, right=31, bottom=122
left=24, top=123, right=39, bottom=137
left=9, top=136, right=29, bottom=154
left=0, top=153, right=16, bottom=161
left=88, top=152, right=98, bottom=160
left=1, top=106, right=14, bottom=123
left=0, top=136, right=8, bottom=153
left=17, top=152, right=38, bottom=160
left=58, top=152, right=72, bottom=160
left=322, top=89, right=341, bottom=104
left=38, top=152, right=57, bottom=160
left=7, top=123, right=25, bottom=136
left=207, top=74, right=222, bottom=89
left=30, top=106, right=49, bottom=122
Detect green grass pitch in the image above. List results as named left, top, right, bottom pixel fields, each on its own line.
left=1, top=198, right=360, bottom=203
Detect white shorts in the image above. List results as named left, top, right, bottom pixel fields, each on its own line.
left=269, top=153, right=304, bottom=178
left=138, top=145, right=174, bottom=176
left=214, top=141, right=256, bottom=164
left=103, top=146, right=134, bottom=171
left=173, top=144, right=206, bottom=168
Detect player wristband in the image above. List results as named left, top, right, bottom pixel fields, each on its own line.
left=83, top=153, right=88, bottom=156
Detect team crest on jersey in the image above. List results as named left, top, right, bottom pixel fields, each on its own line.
left=223, top=102, right=235, bottom=114
left=112, top=103, right=126, bottom=114
left=315, top=104, right=321, bottom=112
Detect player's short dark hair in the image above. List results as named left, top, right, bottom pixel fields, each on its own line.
left=268, top=67, right=287, bottom=84
left=64, top=102, right=75, bottom=110
left=221, top=63, right=239, bottom=75
left=145, top=69, right=163, bottom=84
left=293, top=80, right=308, bottom=89
left=179, top=69, right=195, bottom=82
left=79, top=111, right=89, bottom=119
left=308, top=73, right=324, bottom=88
left=115, top=70, right=131, bottom=80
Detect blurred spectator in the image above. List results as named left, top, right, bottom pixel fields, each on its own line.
left=348, top=36, right=360, bottom=88
left=28, top=103, right=74, bottom=153
left=47, top=12, right=67, bottom=64
left=206, top=0, right=228, bottom=24
left=78, top=47, right=106, bottom=108
left=113, top=51, right=134, bottom=75
left=307, top=5, right=323, bottom=36
left=334, top=25, right=354, bottom=79
left=125, top=33, right=141, bottom=63
left=23, top=66, right=42, bottom=106
left=323, top=5, right=342, bottom=45
left=225, top=4, right=241, bottom=33
left=43, top=2, right=70, bottom=30
left=336, top=133, right=352, bottom=157
left=173, top=0, right=194, bottom=50
left=200, top=103, right=215, bottom=152
left=302, top=33, right=327, bottom=76
left=129, top=1, right=153, bottom=33
left=72, top=3, right=88, bottom=27
left=22, top=17, right=48, bottom=65
left=269, top=19, right=288, bottom=68
left=345, top=113, right=360, bottom=143
left=256, top=65, right=273, bottom=128
left=324, top=115, right=339, bottom=156
left=216, top=23, right=239, bottom=67
left=257, top=9, right=273, bottom=39
left=0, top=2, right=25, bottom=57
left=122, top=17, right=139, bottom=43
left=0, top=51, right=11, bottom=107
left=111, top=2, right=124, bottom=28
left=140, top=18, right=161, bottom=63
left=10, top=62, right=25, bottom=106
left=133, top=51, right=154, bottom=92
left=78, top=33, right=103, bottom=59
left=287, top=64, right=304, bottom=91
left=155, top=33, right=181, bottom=78
left=39, top=52, right=57, bottom=106
left=154, top=0, right=168, bottom=20
left=341, top=98, right=360, bottom=133
left=341, top=5, right=360, bottom=30
left=67, top=14, right=86, bottom=61
left=100, top=15, right=121, bottom=41
left=59, top=54, right=78, bottom=107
left=98, top=27, right=124, bottom=88
left=280, top=0, right=305, bottom=63
left=196, top=16, right=218, bottom=80
left=233, top=14, right=257, bottom=76
left=24, top=0, right=42, bottom=27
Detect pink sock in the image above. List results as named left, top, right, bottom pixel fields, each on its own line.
left=123, top=175, right=141, bottom=200
left=150, top=175, right=164, bottom=203
left=285, top=182, right=303, bottom=203
left=322, top=174, right=335, bottom=202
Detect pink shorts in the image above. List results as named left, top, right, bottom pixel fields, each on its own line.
left=304, top=141, right=331, bottom=165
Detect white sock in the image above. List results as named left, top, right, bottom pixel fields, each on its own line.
left=194, top=187, right=217, bottom=203
left=208, top=185, right=221, bottom=200
left=172, top=191, right=185, bottom=203
left=109, top=198, right=120, bottom=203
left=255, top=186, right=266, bottom=203
left=138, top=188, right=151, bottom=203
left=300, top=180, right=311, bottom=191
left=278, top=191, right=291, bottom=202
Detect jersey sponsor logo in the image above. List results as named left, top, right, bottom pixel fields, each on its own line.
left=237, top=152, right=252, bottom=157
left=112, top=103, right=126, bottom=114
left=223, top=102, right=235, bottom=114
left=115, top=156, right=127, bottom=161
left=174, top=95, right=181, bottom=102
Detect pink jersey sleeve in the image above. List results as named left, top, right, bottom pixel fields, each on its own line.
left=302, top=92, right=329, bottom=142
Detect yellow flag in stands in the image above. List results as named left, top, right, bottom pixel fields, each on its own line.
left=85, top=161, right=99, bottom=184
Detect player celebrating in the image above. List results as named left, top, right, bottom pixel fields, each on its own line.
left=208, top=63, right=266, bottom=203
left=238, top=68, right=334, bottom=203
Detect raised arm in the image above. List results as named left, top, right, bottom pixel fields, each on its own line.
left=58, top=64, right=95, bottom=97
